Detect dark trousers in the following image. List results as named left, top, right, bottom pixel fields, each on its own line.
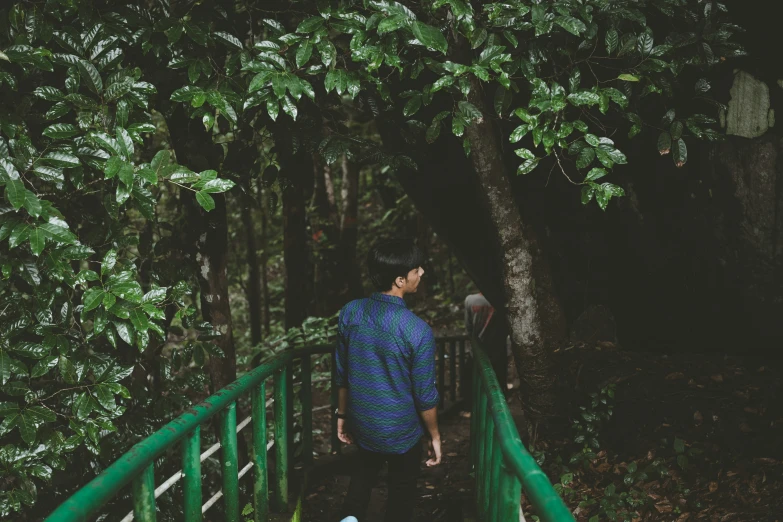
left=340, top=441, right=422, bottom=522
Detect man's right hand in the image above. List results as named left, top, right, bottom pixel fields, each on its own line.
left=337, top=418, right=353, bottom=445
left=425, top=436, right=441, bottom=467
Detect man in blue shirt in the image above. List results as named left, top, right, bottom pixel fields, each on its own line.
left=336, top=239, right=441, bottom=522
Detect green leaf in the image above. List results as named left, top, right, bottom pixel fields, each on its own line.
left=102, top=249, right=117, bottom=275
left=673, top=138, right=687, bottom=167
left=103, top=292, right=116, bottom=310
left=150, top=150, right=170, bottom=178
left=585, top=168, right=607, bottom=182
left=31, top=356, right=57, bottom=378
left=458, top=101, right=482, bottom=121
left=554, top=16, right=586, bottom=36
left=39, top=223, right=76, bottom=244
left=83, top=287, right=105, bottom=312
left=171, top=85, right=203, bottom=102
left=104, top=156, right=122, bottom=179
left=670, top=121, right=683, bottom=140
left=142, top=287, right=167, bottom=304
left=425, top=122, right=441, bottom=144
left=296, top=40, right=314, bottom=68
left=412, top=22, right=448, bottom=54
left=657, top=132, right=671, bottom=155
left=116, top=128, right=134, bottom=160
left=606, top=29, right=618, bottom=54
left=297, top=17, right=325, bottom=33
left=404, top=96, right=422, bottom=117
left=517, top=159, right=539, bottom=175
left=637, top=32, right=654, bottom=56
left=29, top=228, right=45, bottom=256
left=77, top=59, right=102, bottom=94
left=9, top=222, right=31, bottom=249
left=567, top=92, right=600, bottom=106
left=0, top=349, right=10, bottom=385
left=281, top=95, right=298, bottom=120
left=5, top=180, right=25, bottom=209
left=509, top=125, right=530, bottom=143
left=576, top=147, right=595, bottom=169
left=116, top=163, right=133, bottom=187
left=202, top=179, right=235, bottom=193
left=214, top=31, right=243, bottom=50
left=110, top=281, right=143, bottom=304
left=43, top=123, right=78, bottom=139
left=129, top=308, right=149, bottom=333
left=318, top=40, right=337, bottom=68
left=514, top=148, right=535, bottom=160
left=196, top=191, right=215, bottom=211
left=11, top=342, right=49, bottom=360
left=617, top=74, right=639, bottom=82
left=33, top=86, right=65, bottom=101
left=42, top=152, right=80, bottom=167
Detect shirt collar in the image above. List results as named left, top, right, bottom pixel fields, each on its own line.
left=370, top=292, right=407, bottom=308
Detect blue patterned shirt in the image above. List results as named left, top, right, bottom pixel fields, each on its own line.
left=335, top=293, right=439, bottom=454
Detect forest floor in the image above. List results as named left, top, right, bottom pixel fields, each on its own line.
left=301, top=344, right=783, bottom=522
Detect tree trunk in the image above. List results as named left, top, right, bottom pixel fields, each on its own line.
left=165, top=106, right=237, bottom=391
left=259, top=183, right=271, bottom=336
left=338, top=155, right=364, bottom=300
left=463, top=77, right=567, bottom=422
left=274, top=127, right=314, bottom=330
left=241, top=193, right=263, bottom=346
left=311, top=160, right=341, bottom=315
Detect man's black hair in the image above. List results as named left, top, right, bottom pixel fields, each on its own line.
left=367, top=239, right=424, bottom=292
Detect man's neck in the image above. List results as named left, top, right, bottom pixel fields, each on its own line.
left=382, top=288, right=405, bottom=299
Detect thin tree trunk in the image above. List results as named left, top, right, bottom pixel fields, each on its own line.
left=311, top=160, right=341, bottom=315
left=463, top=77, right=567, bottom=422
left=274, top=127, right=314, bottom=330
left=166, top=106, right=237, bottom=392
left=241, top=193, right=262, bottom=346
left=259, top=183, right=271, bottom=336
left=339, top=155, right=363, bottom=299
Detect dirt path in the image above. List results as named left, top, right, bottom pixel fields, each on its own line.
left=303, top=412, right=475, bottom=522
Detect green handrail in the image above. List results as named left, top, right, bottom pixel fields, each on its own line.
left=471, top=338, right=575, bottom=522
left=44, top=335, right=573, bottom=522
left=45, top=344, right=333, bottom=522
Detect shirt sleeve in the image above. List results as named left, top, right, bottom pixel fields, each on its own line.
left=411, top=326, right=439, bottom=411
left=334, top=312, right=348, bottom=388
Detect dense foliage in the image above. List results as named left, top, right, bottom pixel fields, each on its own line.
left=0, top=0, right=741, bottom=517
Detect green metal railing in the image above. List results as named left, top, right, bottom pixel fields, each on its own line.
left=45, top=335, right=573, bottom=522
left=470, top=338, right=575, bottom=522
left=45, top=344, right=335, bottom=522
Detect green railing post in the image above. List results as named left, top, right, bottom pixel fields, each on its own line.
left=220, top=402, right=240, bottom=522
left=488, top=430, right=502, bottom=522
left=470, top=361, right=479, bottom=468
left=132, top=464, right=156, bottom=522
left=300, top=355, right=313, bottom=467
left=274, top=366, right=289, bottom=511
left=252, top=381, right=269, bottom=522
left=476, top=393, right=488, bottom=514
left=481, top=415, right=495, bottom=518
left=182, top=427, right=202, bottom=522
left=449, top=341, right=457, bottom=401
left=330, top=356, right=340, bottom=455
left=499, top=466, right=522, bottom=522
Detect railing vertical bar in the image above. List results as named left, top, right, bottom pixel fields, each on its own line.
left=274, top=366, right=290, bottom=511
left=500, top=466, right=522, bottom=522
left=449, top=341, right=457, bottom=401
left=476, top=392, right=488, bottom=516
left=469, top=361, right=478, bottom=468
left=438, top=341, right=446, bottom=408
left=286, top=360, right=295, bottom=467
left=488, top=430, right=502, bottom=522
left=458, top=339, right=466, bottom=399
left=301, top=355, right=313, bottom=467
left=182, top=427, right=202, bottom=522
left=481, top=415, right=495, bottom=518
left=220, top=402, right=240, bottom=522
left=132, top=463, right=156, bottom=522
left=330, top=354, right=340, bottom=455
left=252, top=381, right=269, bottom=522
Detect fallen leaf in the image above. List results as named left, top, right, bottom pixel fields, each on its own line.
left=694, top=411, right=703, bottom=425
left=726, top=471, right=737, bottom=477
left=753, top=457, right=778, bottom=465
left=655, top=500, right=673, bottom=513
left=708, top=481, right=718, bottom=493
left=666, top=372, right=685, bottom=380
left=595, top=462, right=611, bottom=472
left=676, top=513, right=691, bottom=521
left=426, top=485, right=435, bottom=490
left=739, top=423, right=753, bottom=433
left=743, top=406, right=761, bottom=415
left=711, top=374, right=724, bottom=383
